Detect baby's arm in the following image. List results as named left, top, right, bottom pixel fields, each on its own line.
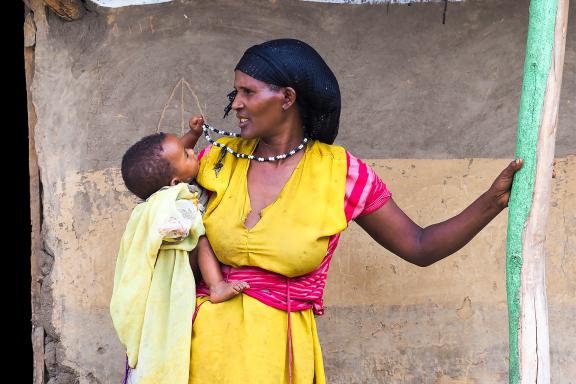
left=197, top=236, right=249, bottom=303
left=187, top=246, right=201, bottom=282
left=180, top=115, right=205, bottom=149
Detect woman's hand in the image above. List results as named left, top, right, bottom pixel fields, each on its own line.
left=486, top=158, right=524, bottom=211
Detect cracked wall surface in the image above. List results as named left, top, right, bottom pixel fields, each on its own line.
left=26, top=0, right=575, bottom=383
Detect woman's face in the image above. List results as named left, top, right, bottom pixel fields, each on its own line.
left=231, top=70, right=286, bottom=139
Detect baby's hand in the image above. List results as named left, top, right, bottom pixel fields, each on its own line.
left=188, top=115, right=205, bottom=138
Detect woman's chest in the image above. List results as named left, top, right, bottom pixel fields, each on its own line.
left=205, top=163, right=331, bottom=276
left=244, top=157, right=302, bottom=229
left=199, top=140, right=348, bottom=277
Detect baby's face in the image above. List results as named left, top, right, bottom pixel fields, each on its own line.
left=161, top=134, right=199, bottom=184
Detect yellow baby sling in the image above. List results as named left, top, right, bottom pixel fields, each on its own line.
left=110, top=183, right=205, bottom=383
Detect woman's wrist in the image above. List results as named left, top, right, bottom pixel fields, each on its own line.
left=481, top=189, right=506, bottom=217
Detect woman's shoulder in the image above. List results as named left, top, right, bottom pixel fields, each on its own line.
left=309, top=140, right=347, bottom=160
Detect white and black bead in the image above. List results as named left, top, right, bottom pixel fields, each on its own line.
left=201, top=123, right=308, bottom=162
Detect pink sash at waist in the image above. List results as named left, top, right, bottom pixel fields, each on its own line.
left=195, top=264, right=327, bottom=315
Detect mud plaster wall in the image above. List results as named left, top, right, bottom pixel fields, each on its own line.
left=26, top=0, right=575, bottom=383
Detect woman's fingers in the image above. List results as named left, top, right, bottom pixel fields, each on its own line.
left=499, top=158, right=523, bottom=185
left=511, top=158, right=523, bottom=171
left=488, top=158, right=524, bottom=209
left=503, top=158, right=523, bottom=177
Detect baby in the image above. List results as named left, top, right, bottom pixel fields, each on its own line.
left=120, top=117, right=248, bottom=303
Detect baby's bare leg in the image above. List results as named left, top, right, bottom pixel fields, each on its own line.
left=197, top=236, right=249, bottom=303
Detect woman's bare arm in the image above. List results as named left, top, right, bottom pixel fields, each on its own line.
left=355, top=159, right=523, bottom=267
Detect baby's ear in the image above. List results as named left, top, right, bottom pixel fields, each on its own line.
left=170, top=177, right=180, bottom=186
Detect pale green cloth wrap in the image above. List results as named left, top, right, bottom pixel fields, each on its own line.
left=110, top=183, right=205, bottom=384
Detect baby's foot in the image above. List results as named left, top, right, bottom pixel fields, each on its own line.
left=209, top=281, right=250, bottom=303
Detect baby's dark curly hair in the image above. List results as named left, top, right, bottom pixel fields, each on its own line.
left=121, top=133, right=172, bottom=200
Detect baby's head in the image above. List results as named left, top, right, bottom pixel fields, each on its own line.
left=121, top=132, right=199, bottom=200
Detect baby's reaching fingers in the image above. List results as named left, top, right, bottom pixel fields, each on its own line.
left=188, top=115, right=205, bottom=136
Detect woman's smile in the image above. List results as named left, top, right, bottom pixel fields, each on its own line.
left=237, top=115, right=250, bottom=130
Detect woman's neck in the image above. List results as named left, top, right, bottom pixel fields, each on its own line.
left=254, top=116, right=306, bottom=158
left=256, top=133, right=304, bottom=156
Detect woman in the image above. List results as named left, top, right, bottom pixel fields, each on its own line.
left=189, top=39, right=522, bottom=383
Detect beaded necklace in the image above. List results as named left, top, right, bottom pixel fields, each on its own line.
left=202, top=123, right=309, bottom=177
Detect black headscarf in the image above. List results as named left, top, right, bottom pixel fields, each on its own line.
left=224, top=39, right=341, bottom=145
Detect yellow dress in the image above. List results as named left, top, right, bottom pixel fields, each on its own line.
left=190, top=137, right=348, bottom=384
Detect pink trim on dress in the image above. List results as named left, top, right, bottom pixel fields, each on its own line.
left=197, top=145, right=212, bottom=162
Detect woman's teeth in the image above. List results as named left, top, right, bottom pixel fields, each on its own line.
left=240, top=118, right=248, bottom=123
